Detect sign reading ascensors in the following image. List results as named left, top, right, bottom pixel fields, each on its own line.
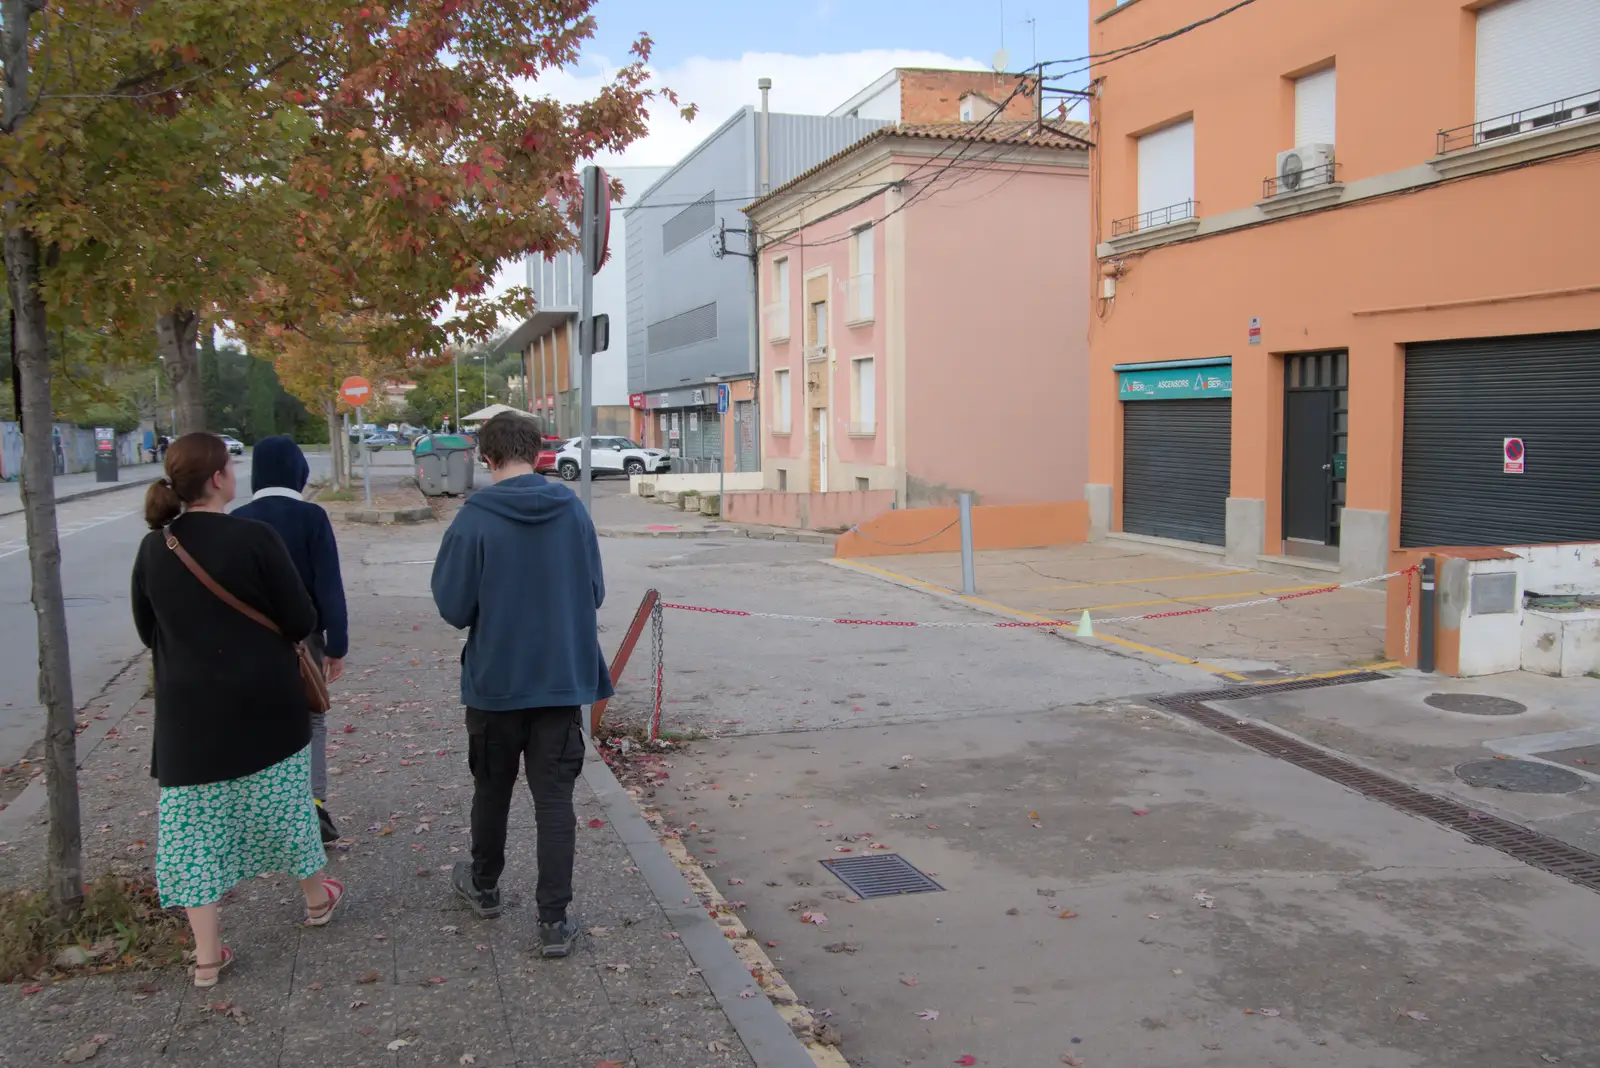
left=1503, top=437, right=1525, bottom=474
left=1118, top=363, right=1233, bottom=401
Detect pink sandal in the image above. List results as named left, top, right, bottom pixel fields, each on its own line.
left=304, top=878, right=345, bottom=927
left=192, top=946, right=234, bottom=988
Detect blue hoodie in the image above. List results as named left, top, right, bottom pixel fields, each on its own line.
left=231, top=436, right=350, bottom=659
left=431, top=473, right=613, bottom=711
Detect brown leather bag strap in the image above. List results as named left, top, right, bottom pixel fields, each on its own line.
left=164, top=526, right=283, bottom=636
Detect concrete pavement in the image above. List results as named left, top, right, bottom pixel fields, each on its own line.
left=0, top=462, right=163, bottom=519
left=663, top=693, right=1600, bottom=1068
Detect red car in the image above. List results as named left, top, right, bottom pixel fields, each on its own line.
left=536, top=436, right=560, bottom=475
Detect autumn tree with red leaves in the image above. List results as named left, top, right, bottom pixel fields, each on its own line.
left=2, top=0, right=682, bottom=915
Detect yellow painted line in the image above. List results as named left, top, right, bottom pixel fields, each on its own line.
left=835, top=559, right=1241, bottom=676
left=1040, top=581, right=1334, bottom=615
left=1033, top=568, right=1253, bottom=591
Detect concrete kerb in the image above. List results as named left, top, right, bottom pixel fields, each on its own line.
left=0, top=652, right=150, bottom=838
left=581, top=745, right=827, bottom=1068
left=344, top=506, right=433, bottom=525
left=0, top=475, right=160, bottom=520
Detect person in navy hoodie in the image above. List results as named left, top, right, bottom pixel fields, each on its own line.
left=431, top=412, right=612, bottom=959
left=233, top=436, right=349, bottom=844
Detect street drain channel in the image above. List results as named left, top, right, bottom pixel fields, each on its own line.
left=1152, top=673, right=1600, bottom=894
left=821, top=854, right=944, bottom=899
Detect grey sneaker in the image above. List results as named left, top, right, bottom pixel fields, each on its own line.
left=537, top=918, right=578, bottom=959
left=451, top=861, right=502, bottom=919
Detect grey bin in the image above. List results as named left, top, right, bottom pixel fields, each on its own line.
left=412, top=434, right=473, bottom=497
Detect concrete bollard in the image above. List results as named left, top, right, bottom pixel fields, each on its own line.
left=637, top=482, right=656, bottom=498
left=656, top=490, right=679, bottom=507
left=678, top=491, right=700, bottom=512
left=698, top=493, right=721, bottom=517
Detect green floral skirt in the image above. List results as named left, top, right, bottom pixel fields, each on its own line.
left=156, top=746, right=327, bottom=909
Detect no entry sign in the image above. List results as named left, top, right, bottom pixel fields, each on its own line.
left=341, top=376, right=372, bottom=407
left=1503, top=437, right=1525, bottom=474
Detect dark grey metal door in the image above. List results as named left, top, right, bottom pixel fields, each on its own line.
left=1402, top=330, right=1600, bottom=547
left=1284, top=391, right=1332, bottom=541
left=1283, top=350, right=1346, bottom=546
left=1122, top=399, right=1231, bottom=546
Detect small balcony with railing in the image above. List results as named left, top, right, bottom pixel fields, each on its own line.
left=765, top=302, right=791, bottom=343
left=1433, top=88, right=1600, bottom=178
left=1106, top=198, right=1201, bottom=253
left=844, top=274, right=875, bottom=326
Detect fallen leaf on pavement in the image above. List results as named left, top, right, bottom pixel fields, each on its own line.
left=800, top=911, right=828, bottom=925
left=307, top=982, right=323, bottom=991
left=60, top=1034, right=113, bottom=1064
left=1058, top=910, right=1079, bottom=919
left=586, top=926, right=610, bottom=937
left=729, top=878, right=744, bottom=885
left=357, top=970, right=381, bottom=984
left=956, top=1056, right=978, bottom=1066
left=1398, top=1010, right=1429, bottom=1021
left=21, top=984, right=42, bottom=996
left=917, top=1009, right=939, bottom=1021
left=350, top=1000, right=370, bottom=1010
left=605, top=962, right=631, bottom=973
left=1062, top=1056, right=1084, bottom=1067
left=1131, top=809, right=1149, bottom=816
left=587, top=818, right=606, bottom=829
left=426, top=977, right=447, bottom=985
left=1029, top=812, right=1040, bottom=819
left=459, top=1056, right=477, bottom=1066
left=708, top=1040, right=731, bottom=1053
left=738, top=990, right=756, bottom=999
left=900, top=976, right=919, bottom=986
left=440, top=925, right=458, bottom=935
left=1258, top=1008, right=1281, bottom=1017
left=387, top=1038, right=411, bottom=1051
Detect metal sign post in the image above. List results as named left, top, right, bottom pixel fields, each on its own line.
left=340, top=377, right=374, bottom=508
left=356, top=406, right=372, bottom=508
left=578, top=164, right=611, bottom=513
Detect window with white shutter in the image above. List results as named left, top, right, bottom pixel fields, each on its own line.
left=773, top=369, right=792, bottom=433
left=1136, top=119, right=1196, bottom=220
left=1294, top=67, right=1336, bottom=146
left=852, top=357, right=875, bottom=434
left=1475, top=0, right=1600, bottom=122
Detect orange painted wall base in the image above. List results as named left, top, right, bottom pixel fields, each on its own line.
left=834, top=501, right=1088, bottom=559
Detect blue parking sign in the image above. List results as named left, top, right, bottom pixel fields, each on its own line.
left=716, top=383, right=729, bottom=414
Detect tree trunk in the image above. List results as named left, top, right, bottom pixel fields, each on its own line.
left=4, top=228, right=84, bottom=919
left=5, top=0, right=83, bottom=920
left=323, top=399, right=343, bottom=489
left=199, top=322, right=221, bottom=431
left=155, top=308, right=205, bottom=435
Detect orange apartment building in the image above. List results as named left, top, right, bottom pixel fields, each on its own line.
left=1087, top=0, right=1600, bottom=581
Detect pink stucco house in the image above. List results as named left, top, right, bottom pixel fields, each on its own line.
left=740, top=117, right=1092, bottom=524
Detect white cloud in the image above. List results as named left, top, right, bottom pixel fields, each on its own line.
left=534, top=48, right=988, bottom=170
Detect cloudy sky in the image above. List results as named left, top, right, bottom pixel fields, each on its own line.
left=484, top=0, right=1092, bottom=309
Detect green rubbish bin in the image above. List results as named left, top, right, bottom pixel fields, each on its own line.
left=413, top=434, right=471, bottom=496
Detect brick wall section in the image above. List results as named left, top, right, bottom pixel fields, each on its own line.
left=898, top=70, right=1038, bottom=123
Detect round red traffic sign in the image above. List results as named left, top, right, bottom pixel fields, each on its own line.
left=340, top=376, right=372, bottom=407
left=1504, top=437, right=1524, bottom=462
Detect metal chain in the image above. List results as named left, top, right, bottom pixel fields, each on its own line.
left=650, top=601, right=665, bottom=741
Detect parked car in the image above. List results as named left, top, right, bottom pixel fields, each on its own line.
left=554, top=436, right=671, bottom=481
left=219, top=435, right=245, bottom=456
left=362, top=431, right=403, bottom=449
left=537, top=437, right=560, bottom=475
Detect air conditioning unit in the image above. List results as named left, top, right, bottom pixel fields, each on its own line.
left=1275, top=143, right=1335, bottom=194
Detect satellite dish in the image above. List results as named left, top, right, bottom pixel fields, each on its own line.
left=991, top=48, right=1010, bottom=73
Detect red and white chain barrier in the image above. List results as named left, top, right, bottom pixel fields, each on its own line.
left=660, top=567, right=1416, bottom=630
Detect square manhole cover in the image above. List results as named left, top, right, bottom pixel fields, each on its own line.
left=820, top=854, right=944, bottom=899
left=1531, top=743, right=1600, bottom=773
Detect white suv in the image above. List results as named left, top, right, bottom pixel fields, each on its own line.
left=555, top=437, right=672, bottom=480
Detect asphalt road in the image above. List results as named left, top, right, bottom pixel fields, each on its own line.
left=0, top=451, right=332, bottom=768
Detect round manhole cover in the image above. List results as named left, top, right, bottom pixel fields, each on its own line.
left=1455, top=759, right=1585, bottom=794
left=1424, top=693, right=1527, bottom=717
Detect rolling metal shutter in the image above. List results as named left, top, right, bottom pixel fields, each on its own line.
left=1401, top=331, right=1600, bottom=548
left=1474, top=0, right=1600, bottom=122
left=1122, top=399, right=1231, bottom=546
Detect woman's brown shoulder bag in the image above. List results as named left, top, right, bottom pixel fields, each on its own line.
left=164, top=528, right=332, bottom=715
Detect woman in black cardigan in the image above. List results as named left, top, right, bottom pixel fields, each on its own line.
left=131, top=433, right=347, bottom=987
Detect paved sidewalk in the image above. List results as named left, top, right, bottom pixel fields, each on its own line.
left=0, top=608, right=800, bottom=1068
left=0, top=462, right=161, bottom=518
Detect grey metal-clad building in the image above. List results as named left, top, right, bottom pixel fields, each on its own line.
left=625, top=108, right=888, bottom=469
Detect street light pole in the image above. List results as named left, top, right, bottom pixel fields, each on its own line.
left=453, top=350, right=460, bottom=430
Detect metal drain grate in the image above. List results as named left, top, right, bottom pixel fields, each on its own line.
left=821, top=854, right=945, bottom=899
left=1153, top=675, right=1600, bottom=894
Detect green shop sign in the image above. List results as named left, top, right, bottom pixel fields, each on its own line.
left=1117, top=363, right=1232, bottom=401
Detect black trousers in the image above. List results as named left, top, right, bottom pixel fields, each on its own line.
left=465, top=705, right=585, bottom=921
